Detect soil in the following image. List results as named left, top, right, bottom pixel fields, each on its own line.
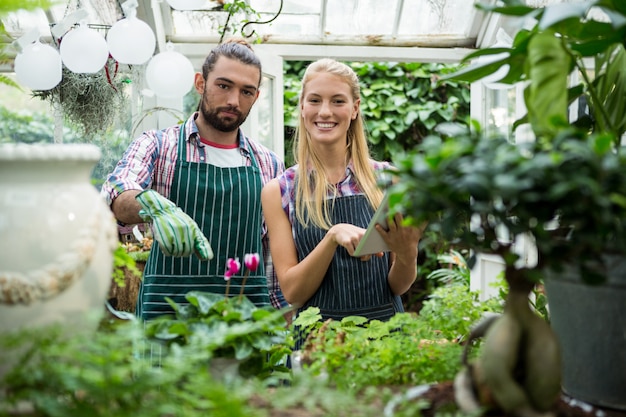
left=254, top=381, right=625, bottom=417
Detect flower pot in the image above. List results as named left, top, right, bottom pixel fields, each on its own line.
left=108, top=260, right=145, bottom=313
left=544, top=255, right=626, bottom=411
left=0, top=144, right=119, bottom=334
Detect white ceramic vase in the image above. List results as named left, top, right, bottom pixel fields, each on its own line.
left=0, top=144, right=119, bottom=334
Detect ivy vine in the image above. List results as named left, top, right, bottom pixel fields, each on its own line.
left=283, top=60, right=471, bottom=164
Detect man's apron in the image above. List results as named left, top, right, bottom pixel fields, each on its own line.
left=136, top=124, right=270, bottom=321
left=293, top=194, right=403, bottom=348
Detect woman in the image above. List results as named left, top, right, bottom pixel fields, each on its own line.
left=261, top=58, right=424, bottom=338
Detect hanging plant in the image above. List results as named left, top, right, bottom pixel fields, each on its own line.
left=31, top=56, right=134, bottom=137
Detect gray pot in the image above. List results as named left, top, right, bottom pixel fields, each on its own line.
left=544, top=255, right=626, bottom=411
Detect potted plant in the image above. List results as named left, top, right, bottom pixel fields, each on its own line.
left=143, top=291, right=292, bottom=380
left=144, top=254, right=293, bottom=381
left=107, top=237, right=151, bottom=314
left=389, top=0, right=626, bottom=413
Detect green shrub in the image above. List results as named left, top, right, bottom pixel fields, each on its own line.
left=419, top=283, right=503, bottom=342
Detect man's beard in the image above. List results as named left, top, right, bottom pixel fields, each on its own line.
left=200, top=101, right=247, bottom=133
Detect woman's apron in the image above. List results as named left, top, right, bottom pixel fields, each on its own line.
left=293, top=194, right=403, bottom=348
left=136, top=124, right=270, bottom=321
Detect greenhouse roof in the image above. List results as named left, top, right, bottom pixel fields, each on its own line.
left=3, top=0, right=582, bottom=64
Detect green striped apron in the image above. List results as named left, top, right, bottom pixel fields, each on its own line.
left=136, top=124, right=270, bottom=321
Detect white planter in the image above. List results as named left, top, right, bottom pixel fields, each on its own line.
left=0, top=144, right=118, bottom=334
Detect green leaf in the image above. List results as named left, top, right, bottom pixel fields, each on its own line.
left=292, top=306, right=321, bottom=329
left=526, top=31, right=571, bottom=137
left=404, top=110, right=419, bottom=125
left=186, top=291, right=224, bottom=316
left=476, top=3, right=537, bottom=17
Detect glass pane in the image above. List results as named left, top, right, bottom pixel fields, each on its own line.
left=485, top=87, right=517, bottom=142
left=325, top=0, right=399, bottom=35
left=248, top=0, right=320, bottom=38
left=2, top=9, right=48, bottom=36
left=4, top=2, right=121, bottom=38
left=172, top=10, right=225, bottom=36
left=0, top=74, right=52, bottom=114
left=252, top=13, right=320, bottom=38
left=250, top=0, right=321, bottom=14
left=399, top=0, right=478, bottom=36
left=168, top=0, right=488, bottom=46
left=256, top=74, right=274, bottom=150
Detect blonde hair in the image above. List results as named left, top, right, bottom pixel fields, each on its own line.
left=294, top=58, right=384, bottom=229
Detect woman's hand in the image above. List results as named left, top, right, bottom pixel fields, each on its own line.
left=377, top=212, right=427, bottom=263
left=327, top=223, right=366, bottom=256
left=375, top=213, right=427, bottom=295
left=327, top=223, right=385, bottom=261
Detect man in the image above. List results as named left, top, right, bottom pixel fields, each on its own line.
left=101, top=38, right=286, bottom=320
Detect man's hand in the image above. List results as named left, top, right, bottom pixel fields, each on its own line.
left=135, top=190, right=214, bottom=261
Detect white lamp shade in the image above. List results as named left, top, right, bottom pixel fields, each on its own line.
left=14, top=41, right=62, bottom=90
left=107, top=17, right=156, bottom=65
left=145, top=50, right=195, bottom=98
left=60, top=25, right=109, bottom=73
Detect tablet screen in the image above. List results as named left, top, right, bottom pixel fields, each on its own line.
left=352, top=192, right=391, bottom=257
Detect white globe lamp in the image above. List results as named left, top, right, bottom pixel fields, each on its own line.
left=14, top=41, right=62, bottom=90
left=60, top=24, right=109, bottom=73
left=107, top=16, right=156, bottom=65
left=145, top=48, right=195, bottom=98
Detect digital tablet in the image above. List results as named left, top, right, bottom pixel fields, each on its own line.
left=352, top=192, right=391, bottom=257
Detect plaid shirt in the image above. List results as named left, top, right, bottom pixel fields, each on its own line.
left=101, top=113, right=287, bottom=309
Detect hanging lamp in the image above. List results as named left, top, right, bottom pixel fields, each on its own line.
left=107, top=0, right=156, bottom=65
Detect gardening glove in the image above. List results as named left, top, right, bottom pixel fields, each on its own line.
left=136, top=189, right=214, bottom=261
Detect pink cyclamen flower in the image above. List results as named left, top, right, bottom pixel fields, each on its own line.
left=224, top=257, right=240, bottom=281
left=244, top=253, right=260, bottom=272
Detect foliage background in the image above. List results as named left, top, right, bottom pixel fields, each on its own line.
left=282, top=60, right=470, bottom=165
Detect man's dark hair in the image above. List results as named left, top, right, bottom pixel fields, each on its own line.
left=201, top=38, right=262, bottom=86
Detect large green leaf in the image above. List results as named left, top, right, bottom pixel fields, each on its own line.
left=526, top=31, right=571, bottom=137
